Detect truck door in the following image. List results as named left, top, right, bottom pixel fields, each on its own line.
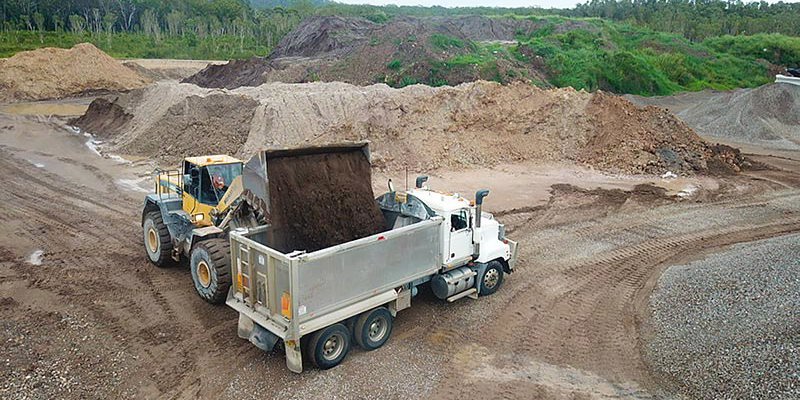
left=447, top=208, right=473, bottom=264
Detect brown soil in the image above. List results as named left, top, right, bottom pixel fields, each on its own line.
left=0, top=43, right=152, bottom=103
left=74, top=80, right=743, bottom=175
left=2, top=112, right=799, bottom=399
left=184, top=15, right=559, bottom=89
left=264, top=149, right=386, bottom=253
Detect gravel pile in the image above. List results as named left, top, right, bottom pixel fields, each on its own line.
left=645, top=233, right=800, bottom=399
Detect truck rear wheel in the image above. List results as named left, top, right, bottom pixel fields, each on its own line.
left=190, top=239, right=231, bottom=304
left=307, top=323, right=350, bottom=370
left=354, top=307, right=393, bottom=351
left=143, top=211, right=174, bottom=267
left=478, top=260, right=504, bottom=296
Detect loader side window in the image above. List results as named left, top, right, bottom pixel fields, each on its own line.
left=184, top=163, right=200, bottom=199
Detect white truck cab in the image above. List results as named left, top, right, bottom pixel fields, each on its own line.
left=406, top=186, right=514, bottom=271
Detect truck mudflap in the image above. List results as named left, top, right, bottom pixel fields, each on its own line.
left=237, top=314, right=280, bottom=353
left=506, top=239, right=519, bottom=272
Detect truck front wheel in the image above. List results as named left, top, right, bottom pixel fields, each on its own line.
left=307, top=323, right=350, bottom=369
left=479, top=260, right=504, bottom=296
left=190, top=239, right=231, bottom=304
left=354, top=307, right=393, bottom=351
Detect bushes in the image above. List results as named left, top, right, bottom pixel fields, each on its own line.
left=704, top=33, right=800, bottom=66
left=514, top=20, right=779, bottom=96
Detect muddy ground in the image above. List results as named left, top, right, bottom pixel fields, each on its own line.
left=1, top=104, right=799, bottom=399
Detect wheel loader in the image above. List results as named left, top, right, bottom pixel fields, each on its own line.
left=141, top=143, right=373, bottom=303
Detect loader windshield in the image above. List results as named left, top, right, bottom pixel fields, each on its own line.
left=199, top=163, right=242, bottom=205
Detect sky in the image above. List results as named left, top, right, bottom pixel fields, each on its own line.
left=335, top=0, right=798, bottom=8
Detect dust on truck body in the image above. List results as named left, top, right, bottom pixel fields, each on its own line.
left=229, top=155, right=519, bottom=372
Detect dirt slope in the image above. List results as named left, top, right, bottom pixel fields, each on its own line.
left=183, top=15, right=558, bottom=89
left=3, top=113, right=799, bottom=399
left=628, top=83, right=800, bottom=150
left=74, top=80, right=741, bottom=175
left=0, top=43, right=152, bottom=102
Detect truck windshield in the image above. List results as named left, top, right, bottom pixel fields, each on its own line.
left=200, top=163, right=242, bottom=205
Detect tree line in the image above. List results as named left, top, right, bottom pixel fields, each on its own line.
left=567, top=0, right=800, bottom=41
left=0, top=0, right=305, bottom=49
left=1, top=1, right=799, bottom=49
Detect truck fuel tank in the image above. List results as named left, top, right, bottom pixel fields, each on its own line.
left=431, top=266, right=476, bottom=300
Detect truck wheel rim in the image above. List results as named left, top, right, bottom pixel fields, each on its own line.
left=197, top=260, right=212, bottom=288
left=322, top=333, right=344, bottom=361
left=368, top=317, right=387, bottom=342
left=147, top=228, right=159, bottom=253
left=484, top=269, right=500, bottom=289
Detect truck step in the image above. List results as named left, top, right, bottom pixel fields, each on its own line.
left=447, top=288, right=478, bottom=303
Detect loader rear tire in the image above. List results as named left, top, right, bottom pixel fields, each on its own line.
left=143, top=211, right=174, bottom=267
left=190, top=239, right=231, bottom=304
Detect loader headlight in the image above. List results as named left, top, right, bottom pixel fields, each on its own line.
left=193, top=213, right=204, bottom=222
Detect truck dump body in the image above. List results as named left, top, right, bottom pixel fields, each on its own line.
left=228, top=216, right=443, bottom=371
left=242, top=142, right=387, bottom=254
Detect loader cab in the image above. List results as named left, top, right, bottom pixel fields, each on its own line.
left=181, top=155, right=243, bottom=227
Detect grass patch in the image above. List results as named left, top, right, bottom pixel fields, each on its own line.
left=0, top=30, right=270, bottom=60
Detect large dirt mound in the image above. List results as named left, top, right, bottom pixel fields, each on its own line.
left=628, top=83, right=800, bottom=150
left=184, top=16, right=558, bottom=89
left=0, top=43, right=152, bottom=102
left=74, top=80, right=740, bottom=175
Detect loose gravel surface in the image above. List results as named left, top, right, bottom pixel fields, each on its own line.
left=645, top=233, right=800, bottom=399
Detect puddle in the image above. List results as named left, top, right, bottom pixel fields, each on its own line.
left=117, top=178, right=150, bottom=193
left=0, top=102, right=88, bottom=116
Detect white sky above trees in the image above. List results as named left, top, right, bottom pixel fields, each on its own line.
left=334, top=0, right=798, bottom=8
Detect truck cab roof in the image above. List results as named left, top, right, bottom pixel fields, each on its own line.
left=406, top=188, right=472, bottom=213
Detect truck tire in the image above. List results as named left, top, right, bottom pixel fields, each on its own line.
left=190, top=239, right=231, bottom=304
left=478, top=260, right=504, bottom=296
left=143, top=211, right=174, bottom=267
left=307, top=323, right=350, bottom=370
left=354, top=307, right=393, bottom=351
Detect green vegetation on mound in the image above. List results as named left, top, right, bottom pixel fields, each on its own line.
left=513, top=18, right=778, bottom=95
left=376, top=16, right=789, bottom=96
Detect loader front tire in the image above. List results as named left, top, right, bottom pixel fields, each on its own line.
left=190, top=239, right=231, bottom=304
left=143, top=211, right=174, bottom=267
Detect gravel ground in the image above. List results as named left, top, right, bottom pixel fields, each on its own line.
left=645, top=233, right=800, bottom=399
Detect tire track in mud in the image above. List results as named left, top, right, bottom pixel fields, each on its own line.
left=431, top=190, right=800, bottom=399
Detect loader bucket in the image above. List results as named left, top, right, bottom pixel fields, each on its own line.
left=242, top=142, right=385, bottom=253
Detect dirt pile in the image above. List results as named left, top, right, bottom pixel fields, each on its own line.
left=0, top=43, right=152, bottom=102
left=628, top=83, right=800, bottom=150
left=265, top=148, right=386, bottom=253
left=184, top=15, right=556, bottom=89
left=74, top=80, right=741, bottom=175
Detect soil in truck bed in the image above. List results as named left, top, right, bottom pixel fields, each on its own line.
left=265, top=149, right=387, bottom=253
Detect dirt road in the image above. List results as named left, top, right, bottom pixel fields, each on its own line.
left=1, top=112, right=799, bottom=399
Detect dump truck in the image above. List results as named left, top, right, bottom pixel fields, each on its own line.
left=142, top=143, right=518, bottom=372
left=228, top=157, right=518, bottom=372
